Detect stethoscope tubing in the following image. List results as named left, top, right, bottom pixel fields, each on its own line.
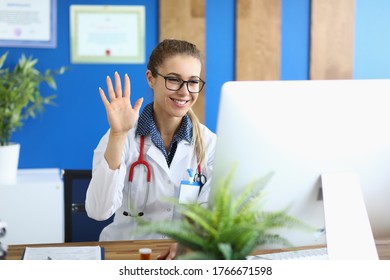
left=128, top=135, right=151, bottom=183
left=125, top=135, right=151, bottom=217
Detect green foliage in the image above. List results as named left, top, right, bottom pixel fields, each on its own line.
left=0, top=52, right=66, bottom=146
left=139, top=164, right=312, bottom=260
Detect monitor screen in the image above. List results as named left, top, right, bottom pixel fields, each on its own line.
left=212, top=79, right=390, bottom=249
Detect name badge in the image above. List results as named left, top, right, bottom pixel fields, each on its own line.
left=178, top=180, right=201, bottom=204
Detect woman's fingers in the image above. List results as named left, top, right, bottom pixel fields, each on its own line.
left=106, top=75, right=116, bottom=101
left=102, top=72, right=135, bottom=107
left=99, top=72, right=142, bottom=134
left=123, top=73, right=130, bottom=100
left=99, top=87, right=110, bottom=107
left=133, top=97, right=144, bottom=114
left=114, top=71, right=122, bottom=98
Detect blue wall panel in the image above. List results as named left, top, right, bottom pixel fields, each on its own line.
left=281, top=0, right=311, bottom=80
left=354, top=0, right=390, bottom=79
left=205, top=0, right=235, bottom=132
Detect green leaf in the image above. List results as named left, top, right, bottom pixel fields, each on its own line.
left=0, top=52, right=8, bottom=69
left=218, top=243, right=233, bottom=260
left=179, top=206, right=217, bottom=237
left=45, top=76, right=57, bottom=89
left=233, top=171, right=273, bottom=214
left=0, top=52, right=66, bottom=145
left=177, top=251, right=216, bottom=260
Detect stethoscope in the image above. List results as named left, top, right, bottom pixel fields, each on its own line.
left=123, top=135, right=207, bottom=217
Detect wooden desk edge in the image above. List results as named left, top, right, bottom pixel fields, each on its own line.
left=5, top=238, right=390, bottom=260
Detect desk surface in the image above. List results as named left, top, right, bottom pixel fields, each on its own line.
left=5, top=239, right=390, bottom=260
left=6, top=239, right=175, bottom=260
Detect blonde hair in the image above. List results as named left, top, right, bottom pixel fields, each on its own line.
left=188, top=109, right=206, bottom=167
left=147, top=39, right=206, bottom=167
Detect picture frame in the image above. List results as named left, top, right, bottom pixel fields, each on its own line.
left=70, top=5, right=145, bottom=64
left=0, top=0, right=57, bottom=48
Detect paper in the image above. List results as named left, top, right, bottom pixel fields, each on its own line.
left=0, top=0, right=51, bottom=41
left=70, top=5, right=145, bottom=63
left=0, top=0, right=56, bottom=48
left=22, top=246, right=103, bottom=260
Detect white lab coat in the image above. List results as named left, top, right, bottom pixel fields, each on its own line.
left=85, top=124, right=217, bottom=241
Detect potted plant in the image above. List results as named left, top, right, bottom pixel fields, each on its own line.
left=0, top=52, right=66, bottom=184
left=139, top=165, right=312, bottom=260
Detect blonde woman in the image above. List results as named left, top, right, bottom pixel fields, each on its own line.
left=86, top=39, right=216, bottom=259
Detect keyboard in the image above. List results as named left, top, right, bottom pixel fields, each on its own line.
left=248, top=247, right=328, bottom=260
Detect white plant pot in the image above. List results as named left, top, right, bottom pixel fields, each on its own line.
left=0, top=143, right=20, bottom=185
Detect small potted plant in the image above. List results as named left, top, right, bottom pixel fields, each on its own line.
left=0, top=52, right=66, bottom=184
left=139, top=165, right=311, bottom=260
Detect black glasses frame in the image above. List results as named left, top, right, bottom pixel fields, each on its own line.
left=156, top=72, right=205, bottom=93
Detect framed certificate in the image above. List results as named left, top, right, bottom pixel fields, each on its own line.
left=70, top=5, right=145, bottom=64
left=0, top=0, right=57, bottom=48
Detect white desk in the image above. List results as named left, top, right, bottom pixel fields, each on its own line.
left=0, top=168, right=64, bottom=245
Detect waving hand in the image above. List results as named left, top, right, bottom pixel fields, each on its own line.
left=99, top=72, right=143, bottom=135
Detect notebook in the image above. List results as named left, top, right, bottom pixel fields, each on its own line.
left=212, top=79, right=385, bottom=259
left=22, top=246, right=104, bottom=260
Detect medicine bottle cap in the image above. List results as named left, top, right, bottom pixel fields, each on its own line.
left=139, top=248, right=152, bottom=254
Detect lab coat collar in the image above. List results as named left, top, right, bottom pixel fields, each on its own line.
left=142, top=135, right=193, bottom=176
left=170, top=140, right=193, bottom=167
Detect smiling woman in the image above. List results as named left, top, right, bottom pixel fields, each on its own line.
left=85, top=39, right=217, bottom=260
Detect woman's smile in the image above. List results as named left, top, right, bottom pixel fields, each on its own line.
left=170, top=97, right=190, bottom=107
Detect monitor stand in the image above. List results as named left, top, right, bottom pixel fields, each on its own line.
left=321, top=172, right=378, bottom=259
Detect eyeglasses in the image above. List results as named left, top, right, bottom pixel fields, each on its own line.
left=156, top=72, right=205, bottom=94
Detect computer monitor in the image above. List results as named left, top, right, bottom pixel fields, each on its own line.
left=212, top=79, right=390, bottom=251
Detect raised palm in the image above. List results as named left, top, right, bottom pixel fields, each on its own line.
left=99, top=72, right=143, bottom=134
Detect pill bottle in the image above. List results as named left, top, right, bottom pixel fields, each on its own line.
left=139, top=248, right=152, bottom=260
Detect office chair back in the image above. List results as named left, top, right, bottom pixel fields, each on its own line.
left=63, top=169, right=113, bottom=242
